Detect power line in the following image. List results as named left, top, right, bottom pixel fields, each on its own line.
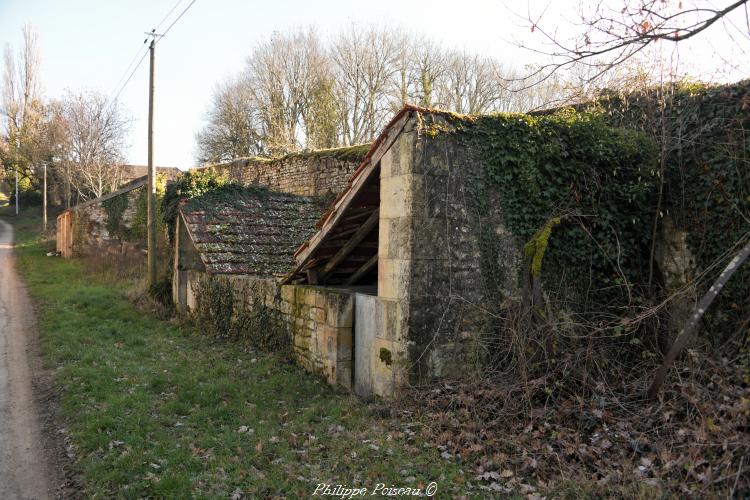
left=153, top=0, right=185, bottom=32
left=108, top=48, right=150, bottom=110
left=106, top=43, right=148, bottom=104
left=104, top=0, right=196, bottom=114
left=158, top=0, right=197, bottom=41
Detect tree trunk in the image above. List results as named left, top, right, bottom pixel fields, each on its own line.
left=647, top=236, right=750, bottom=398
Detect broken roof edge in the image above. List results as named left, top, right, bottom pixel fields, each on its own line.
left=60, top=176, right=147, bottom=215
left=282, top=105, right=427, bottom=284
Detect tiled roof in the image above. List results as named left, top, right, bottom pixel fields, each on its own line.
left=180, top=185, right=324, bottom=277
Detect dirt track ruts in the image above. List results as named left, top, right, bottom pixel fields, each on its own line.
left=0, top=218, right=52, bottom=500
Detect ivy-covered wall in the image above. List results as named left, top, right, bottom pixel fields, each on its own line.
left=66, top=176, right=169, bottom=257
left=70, top=186, right=145, bottom=256
left=384, top=110, right=658, bottom=383
left=590, top=80, right=750, bottom=341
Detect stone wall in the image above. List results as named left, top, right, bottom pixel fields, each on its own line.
left=68, top=185, right=145, bottom=257
left=176, top=269, right=355, bottom=391
left=377, top=114, right=522, bottom=386
left=208, top=148, right=366, bottom=198
left=278, top=285, right=353, bottom=390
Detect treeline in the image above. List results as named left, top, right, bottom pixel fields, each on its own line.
left=195, top=26, right=574, bottom=163
left=1, top=26, right=130, bottom=208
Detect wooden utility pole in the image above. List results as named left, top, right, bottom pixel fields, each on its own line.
left=43, top=164, right=47, bottom=232
left=15, top=167, right=19, bottom=215
left=147, top=38, right=157, bottom=287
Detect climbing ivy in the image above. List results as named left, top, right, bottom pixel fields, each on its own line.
left=102, top=193, right=130, bottom=239
left=592, top=80, right=750, bottom=341
left=161, top=167, right=228, bottom=243
left=102, top=176, right=167, bottom=242
left=422, top=109, right=658, bottom=311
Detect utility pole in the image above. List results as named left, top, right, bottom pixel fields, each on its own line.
left=147, top=37, right=157, bottom=288
left=43, top=163, right=47, bottom=231
left=15, top=166, right=19, bottom=215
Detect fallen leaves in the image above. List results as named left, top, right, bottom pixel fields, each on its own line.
left=405, top=351, right=750, bottom=496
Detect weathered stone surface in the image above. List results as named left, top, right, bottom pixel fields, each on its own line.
left=207, top=149, right=365, bottom=198
left=66, top=182, right=146, bottom=257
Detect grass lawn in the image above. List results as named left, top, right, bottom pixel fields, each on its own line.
left=7, top=212, right=474, bottom=498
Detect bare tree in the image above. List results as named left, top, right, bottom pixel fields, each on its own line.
left=245, top=28, right=328, bottom=154
left=388, top=30, right=416, bottom=113
left=61, top=90, right=129, bottom=200
left=331, top=25, right=400, bottom=145
left=438, top=50, right=502, bottom=114
left=1, top=25, right=44, bottom=188
left=517, top=0, right=749, bottom=85
left=195, top=77, right=263, bottom=164
left=410, top=37, right=447, bottom=109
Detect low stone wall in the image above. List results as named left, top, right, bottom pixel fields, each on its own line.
left=184, top=273, right=354, bottom=391
left=279, top=285, right=353, bottom=390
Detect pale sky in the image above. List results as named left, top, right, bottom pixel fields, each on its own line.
left=1, top=0, right=748, bottom=169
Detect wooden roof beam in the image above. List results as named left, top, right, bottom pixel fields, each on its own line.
left=345, top=254, right=378, bottom=286
left=318, top=210, right=379, bottom=282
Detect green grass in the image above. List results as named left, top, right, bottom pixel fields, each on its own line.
left=8, top=215, right=472, bottom=498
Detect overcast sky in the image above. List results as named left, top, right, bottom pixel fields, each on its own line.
left=1, top=0, right=748, bottom=169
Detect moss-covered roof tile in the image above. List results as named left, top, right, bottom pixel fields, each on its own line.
left=180, top=184, right=324, bottom=277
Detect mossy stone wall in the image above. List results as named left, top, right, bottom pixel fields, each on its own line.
left=210, top=148, right=367, bottom=198
left=72, top=187, right=144, bottom=256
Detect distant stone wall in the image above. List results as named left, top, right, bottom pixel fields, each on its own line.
left=209, top=148, right=367, bottom=198
left=68, top=186, right=145, bottom=257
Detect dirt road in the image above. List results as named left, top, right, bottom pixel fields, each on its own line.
left=0, top=218, right=52, bottom=500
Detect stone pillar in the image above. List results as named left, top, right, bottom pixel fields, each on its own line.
left=375, top=124, right=418, bottom=396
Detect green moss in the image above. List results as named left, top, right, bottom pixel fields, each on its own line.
left=379, top=347, right=393, bottom=366
left=524, top=217, right=561, bottom=278
left=234, top=143, right=372, bottom=166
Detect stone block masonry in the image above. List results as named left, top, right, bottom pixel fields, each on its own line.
left=209, top=276, right=355, bottom=391
left=278, top=286, right=353, bottom=390
left=64, top=184, right=146, bottom=257
left=207, top=146, right=368, bottom=198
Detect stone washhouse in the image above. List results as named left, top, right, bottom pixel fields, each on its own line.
left=174, top=108, right=526, bottom=398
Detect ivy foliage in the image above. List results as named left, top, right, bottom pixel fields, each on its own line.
left=102, top=192, right=130, bottom=239
left=192, top=275, right=290, bottom=354
left=429, top=109, right=658, bottom=310
left=593, top=80, right=750, bottom=338
left=102, top=176, right=167, bottom=242
left=161, top=168, right=228, bottom=243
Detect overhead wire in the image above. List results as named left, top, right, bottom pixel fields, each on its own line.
left=157, top=0, right=197, bottom=42
left=103, top=0, right=197, bottom=115
left=153, top=0, right=185, bottom=32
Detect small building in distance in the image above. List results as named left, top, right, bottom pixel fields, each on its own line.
left=56, top=175, right=165, bottom=258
